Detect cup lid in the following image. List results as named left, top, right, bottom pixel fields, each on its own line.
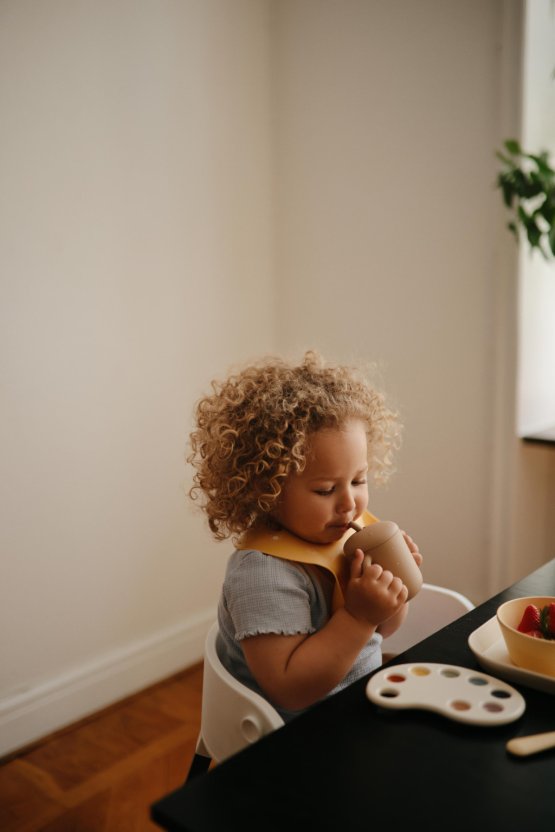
left=343, top=520, right=399, bottom=556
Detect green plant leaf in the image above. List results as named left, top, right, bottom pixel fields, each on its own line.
left=527, top=153, right=555, bottom=179
left=497, top=140, right=555, bottom=260
left=496, top=150, right=513, bottom=165
left=499, top=180, right=514, bottom=207
left=504, top=138, right=522, bottom=155
left=526, top=219, right=541, bottom=248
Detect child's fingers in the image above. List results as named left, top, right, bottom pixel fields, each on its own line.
left=401, top=530, right=423, bottom=566
left=362, top=561, right=387, bottom=583
left=349, top=548, right=364, bottom=579
left=401, top=530, right=417, bottom=552
left=386, top=574, right=407, bottom=597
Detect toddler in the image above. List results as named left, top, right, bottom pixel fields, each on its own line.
left=188, top=351, right=422, bottom=721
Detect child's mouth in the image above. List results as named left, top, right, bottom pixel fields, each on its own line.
left=329, top=523, right=350, bottom=533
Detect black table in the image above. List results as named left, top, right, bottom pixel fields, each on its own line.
left=152, top=560, right=555, bottom=831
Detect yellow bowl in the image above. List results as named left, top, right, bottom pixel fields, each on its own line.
left=497, top=596, right=555, bottom=677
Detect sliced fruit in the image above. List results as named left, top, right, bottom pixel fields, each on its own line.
left=517, top=604, right=541, bottom=633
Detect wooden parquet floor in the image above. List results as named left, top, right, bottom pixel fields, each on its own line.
left=0, top=663, right=203, bottom=832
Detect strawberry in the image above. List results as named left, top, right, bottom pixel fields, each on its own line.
left=539, top=603, right=555, bottom=640
left=524, top=629, right=544, bottom=639
left=517, top=604, right=541, bottom=633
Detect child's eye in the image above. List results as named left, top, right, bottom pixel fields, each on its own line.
left=352, top=479, right=367, bottom=486
left=314, top=488, right=334, bottom=496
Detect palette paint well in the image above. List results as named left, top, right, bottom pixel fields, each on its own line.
left=366, top=662, right=526, bottom=725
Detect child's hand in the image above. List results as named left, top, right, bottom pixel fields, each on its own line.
left=401, top=530, right=423, bottom=569
left=343, top=548, right=408, bottom=627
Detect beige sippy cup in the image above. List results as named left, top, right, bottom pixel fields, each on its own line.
left=343, top=520, right=423, bottom=600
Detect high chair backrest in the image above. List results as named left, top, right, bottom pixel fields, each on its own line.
left=197, top=621, right=284, bottom=767
left=382, top=582, right=475, bottom=656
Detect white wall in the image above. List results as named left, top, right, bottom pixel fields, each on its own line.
left=1, top=0, right=544, bottom=758
left=0, top=0, right=275, bottom=755
left=273, top=0, right=516, bottom=598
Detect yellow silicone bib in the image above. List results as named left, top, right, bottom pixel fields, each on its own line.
left=238, top=510, right=379, bottom=611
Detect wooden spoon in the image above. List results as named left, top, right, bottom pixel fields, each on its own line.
left=506, top=730, right=555, bottom=757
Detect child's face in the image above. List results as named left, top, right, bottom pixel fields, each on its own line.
left=274, top=418, right=369, bottom=545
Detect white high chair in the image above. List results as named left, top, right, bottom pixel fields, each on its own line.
left=184, top=621, right=284, bottom=782
left=382, top=581, right=475, bottom=656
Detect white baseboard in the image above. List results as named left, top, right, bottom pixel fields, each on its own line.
left=0, top=608, right=216, bottom=759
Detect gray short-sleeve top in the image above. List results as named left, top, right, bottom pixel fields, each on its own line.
left=217, top=548, right=383, bottom=722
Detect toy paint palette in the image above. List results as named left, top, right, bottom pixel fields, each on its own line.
left=366, top=662, right=526, bottom=725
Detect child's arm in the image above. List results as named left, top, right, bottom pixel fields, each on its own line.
left=377, top=601, right=409, bottom=638
left=241, top=550, right=407, bottom=712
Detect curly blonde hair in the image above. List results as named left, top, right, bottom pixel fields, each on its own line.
left=187, top=351, right=401, bottom=541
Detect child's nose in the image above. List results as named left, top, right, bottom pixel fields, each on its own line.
left=337, top=488, right=356, bottom=513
